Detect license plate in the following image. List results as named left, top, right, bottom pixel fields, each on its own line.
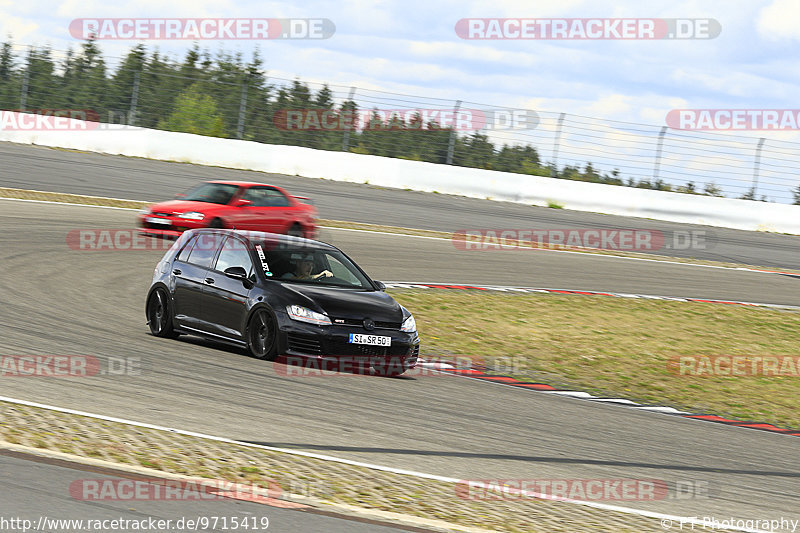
left=349, top=334, right=391, bottom=346
left=146, top=217, right=171, bottom=225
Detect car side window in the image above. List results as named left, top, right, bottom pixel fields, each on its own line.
left=186, top=233, right=223, bottom=269
left=215, top=237, right=254, bottom=275
left=241, top=187, right=267, bottom=206
left=176, top=235, right=198, bottom=262
left=326, top=255, right=360, bottom=285
left=263, top=188, right=290, bottom=207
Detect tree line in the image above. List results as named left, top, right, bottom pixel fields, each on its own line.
left=0, top=39, right=781, bottom=201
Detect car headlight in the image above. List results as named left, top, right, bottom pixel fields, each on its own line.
left=286, top=305, right=331, bottom=326
left=401, top=314, right=417, bottom=333
left=177, top=211, right=205, bottom=220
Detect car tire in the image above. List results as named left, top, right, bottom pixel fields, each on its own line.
left=246, top=308, right=278, bottom=361
left=147, top=288, right=180, bottom=338
left=208, top=218, right=224, bottom=229
left=287, top=223, right=303, bottom=237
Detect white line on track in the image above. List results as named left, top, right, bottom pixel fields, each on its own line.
left=0, top=197, right=140, bottom=210
left=0, top=395, right=769, bottom=531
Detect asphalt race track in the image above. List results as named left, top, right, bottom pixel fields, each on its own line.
left=2, top=141, right=800, bottom=269
left=0, top=199, right=798, bottom=526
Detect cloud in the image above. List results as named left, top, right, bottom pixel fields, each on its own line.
left=757, top=0, right=800, bottom=41
left=0, top=16, right=40, bottom=42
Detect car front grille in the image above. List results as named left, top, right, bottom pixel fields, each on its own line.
left=330, top=317, right=402, bottom=330
left=287, top=333, right=323, bottom=355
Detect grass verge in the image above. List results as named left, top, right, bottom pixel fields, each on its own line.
left=389, top=289, right=800, bottom=429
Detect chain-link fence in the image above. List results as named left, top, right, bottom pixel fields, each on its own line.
left=1, top=42, right=799, bottom=203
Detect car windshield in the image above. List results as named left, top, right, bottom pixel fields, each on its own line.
left=253, top=242, right=374, bottom=289
left=183, top=183, right=240, bottom=204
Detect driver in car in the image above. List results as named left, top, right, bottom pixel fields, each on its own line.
left=282, top=254, right=333, bottom=280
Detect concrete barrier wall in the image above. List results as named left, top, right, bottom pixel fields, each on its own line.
left=2, top=111, right=798, bottom=233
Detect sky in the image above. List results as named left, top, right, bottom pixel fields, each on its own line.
left=2, top=0, right=800, bottom=200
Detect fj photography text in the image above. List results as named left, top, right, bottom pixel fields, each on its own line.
left=661, top=516, right=798, bottom=532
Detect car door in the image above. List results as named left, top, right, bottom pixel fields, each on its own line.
left=228, top=187, right=272, bottom=232
left=171, top=235, right=201, bottom=327
left=259, top=187, right=293, bottom=233
left=172, top=232, right=224, bottom=331
left=200, top=235, right=256, bottom=339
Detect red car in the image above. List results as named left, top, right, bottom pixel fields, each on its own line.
left=138, top=181, right=317, bottom=238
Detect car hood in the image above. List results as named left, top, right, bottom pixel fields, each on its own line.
left=280, top=284, right=403, bottom=322
left=149, top=200, right=226, bottom=214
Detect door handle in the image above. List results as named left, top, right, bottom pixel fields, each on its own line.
left=173, top=269, right=182, bottom=275
left=205, top=278, right=215, bottom=284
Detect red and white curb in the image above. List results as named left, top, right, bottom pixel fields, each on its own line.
left=415, top=362, right=800, bottom=439
left=397, top=282, right=800, bottom=439
left=384, top=282, right=800, bottom=311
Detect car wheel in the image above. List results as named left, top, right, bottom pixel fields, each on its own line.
left=287, top=223, right=303, bottom=237
left=147, top=288, right=180, bottom=338
left=247, top=308, right=278, bottom=361
left=208, top=218, right=224, bottom=229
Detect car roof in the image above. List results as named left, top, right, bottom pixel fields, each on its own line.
left=193, top=228, right=337, bottom=251
left=207, top=180, right=283, bottom=188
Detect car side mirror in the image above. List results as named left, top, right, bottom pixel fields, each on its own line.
left=235, top=199, right=252, bottom=207
left=224, top=266, right=248, bottom=280
left=374, top=280, right=386, bottom=291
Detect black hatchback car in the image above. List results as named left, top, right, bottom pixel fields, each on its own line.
left=146, top=229, right=419, bottom=376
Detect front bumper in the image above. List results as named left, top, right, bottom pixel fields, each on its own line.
left=137, top=214, right=206, bottom=236
left=277, top=317, right=420, bottom=369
